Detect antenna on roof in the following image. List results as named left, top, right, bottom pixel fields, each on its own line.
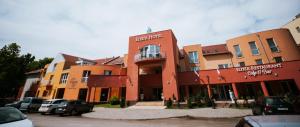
left=147, top=27, right=152, bottom=33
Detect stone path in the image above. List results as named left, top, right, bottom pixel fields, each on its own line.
left=82, top=107, right=252, bottom=120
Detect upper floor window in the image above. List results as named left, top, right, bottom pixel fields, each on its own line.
left=296, top=26, right=300, bottom=33
left=53, top=63, right=57, bottom=71
left=49, top=75, right=54, bottom=84
left=104, top=70, right=112, bottom=75
left=239, top=62, right=245, bottom=67
left=191, top=66, right=200, bottom=71
left=60, top=73, right=69, bottom=84
left=188, top=51, right=198, bottom=63
left=266, top=38, right=279, bottom=52
left=249, top=41, right=259, bottom=55
left=82, top=70, right=91, bottom=83
left=233, top=45, right=243, bottom=57
left=255, top=59, right=263, bottom=65
left=274, top=56, right=283, bottom=63
left=140, top=45, right=160, bottom=58
left=218, top=64, right=229, bottom=69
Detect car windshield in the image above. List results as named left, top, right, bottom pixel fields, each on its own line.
left=23, top=98, right=31, bottom=103
left=0, top=108, right=26, bottom=124
left=266, top=97, right=287, bottom=105
left=59, top=100, right=68, bottom=105
left=42, top=101, right=52, bottom=104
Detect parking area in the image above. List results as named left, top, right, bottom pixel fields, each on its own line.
left=27, top=113, right=240, bottom=127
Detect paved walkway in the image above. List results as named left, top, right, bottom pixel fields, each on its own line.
left=82, top=107, right=252, bottom=120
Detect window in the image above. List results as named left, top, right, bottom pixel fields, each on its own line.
left=60, top=73, right=68, bottom=84
left=249, top=41, right=259, bottom=55
left=49, top=75, right=54, bottom=84
left=266, top=38, right=279, bottom=52
left=82, top=70, right=91, bottom=83
left=42, top=90, right=48, bottom=97
left=140, top=45, right=160, bottom=58
left=274, top=56, right=283, bottom=63
left=191, top=66, right=199, bottom=71
left=188, top=51, right=198, bottom=63
left=53, top=63, right=57, bottom=71
left=104, top=70, right=112, bottom=75
left=296, top=26, right=300, bottom=33
left=239, top=62, right=245, bottom=67
left=233, top=45, right=243, bottom=57
left=255, top=59, right=263, bottom=65
left=218, top=64, right=229, bottom=69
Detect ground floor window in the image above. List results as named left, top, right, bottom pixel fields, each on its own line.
left=236, top=82, right=263, bottom=99
left=265, top=80, right=299, bottom=96
left=78, top=88, right=88, bottom=101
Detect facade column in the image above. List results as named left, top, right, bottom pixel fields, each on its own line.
left=207, top=84, right=212, bottom=97
left=294, top=78, right=300, bottom=91
left=260, top=81, right=269, bottom=96
left=87, top=86, right=92, bottom=103
left=231, top=83, right=239, bottom=99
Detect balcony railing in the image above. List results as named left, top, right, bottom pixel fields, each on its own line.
left=134, top=52, right=166, bottom=63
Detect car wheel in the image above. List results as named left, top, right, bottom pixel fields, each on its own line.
left=41, top=112, right=45, bottom=115
left=59, top=113, right=65, bottom=117
left=252, top=110, right=257, bottom=115
left=50, top=109, right=56, bottom=114
left=71, top=109, right=78, bottom=116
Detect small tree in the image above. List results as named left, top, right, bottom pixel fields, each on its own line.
left=166, top=98, right=173, bottom=108
left=187, top=97, right=193, bottom=109
left=109, top=96, right=120, bottom=105
left=120, top=97, right=126, bottom=108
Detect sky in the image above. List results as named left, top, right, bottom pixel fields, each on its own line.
left=0, top=0, right=300, bottom=60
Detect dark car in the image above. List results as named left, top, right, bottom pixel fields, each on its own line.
left=5, top=100, right=23, bottom=109
left=0, top=98, right=15, bottom=107
left=236, top=115, right=300, bottom=127
left=252, top=96, right=293, bottom=115
left=19, top=97, right=44, bottom=113
left=55, top=100, right=93, bottom=116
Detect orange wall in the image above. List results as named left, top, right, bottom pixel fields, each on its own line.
left=182, top=44, right=206, bottom=70
left=227, top=29, right=300, bottom=67
left=64, top=65, right=123, bottom=101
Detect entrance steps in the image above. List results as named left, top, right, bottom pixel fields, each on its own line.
left=127, top=101, right=166, bottom=109
left=215, top=101, right=232, bottom=108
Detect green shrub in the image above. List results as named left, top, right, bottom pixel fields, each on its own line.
left=166, top=98, right=173, bottom=108
left=120, top=97, right=126, bottom=108
left=187, top=98, right=193, bottom=109
left=109, top=96, right=120, bottom=105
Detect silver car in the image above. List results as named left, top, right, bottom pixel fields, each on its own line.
left=0, top=107, right=33, bottom=127
left=38, top=99, right=65, bottom=114
left=236, top=115, right=300, bottom=127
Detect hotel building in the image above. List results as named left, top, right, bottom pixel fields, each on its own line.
left=35, top=28, right=300, bottom=105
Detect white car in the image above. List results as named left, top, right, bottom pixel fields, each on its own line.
left=38, top=99, right=65, bottom=114
left=0, top=107, right=33, bottom=127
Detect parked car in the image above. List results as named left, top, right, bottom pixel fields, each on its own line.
left=19, top=97, right=44, bottom=113
left=236, top=115, right=300, bottom=127
left=38, top=99, right=65, bottom=114
left=292, top=96, right=300, bottom=114
left=0, top=98, right=15, bottom=107
left=55, top=100, right=93, bottom=116
left=0, top=107, right=33, bottom=127
left=252, top=96, right=293, bottom=115
left=5, top=100, right=23, bottom=109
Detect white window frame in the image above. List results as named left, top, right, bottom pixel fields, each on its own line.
left=233, top=45, right=243, bottom=58
left=82, top=70, right=91, bottom=83
left=249, top=41, right=260, bottom=55
left=60, top=73, right=68, bottom=84
left=188, top=51, right=198, bottom=63
left=267, top=38, right=279, bottom=52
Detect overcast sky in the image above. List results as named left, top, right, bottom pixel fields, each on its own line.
left=0, top=0, right=300, bottom=59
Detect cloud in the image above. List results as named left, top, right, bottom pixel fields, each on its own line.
left=0, top=0, right=299, bottom=59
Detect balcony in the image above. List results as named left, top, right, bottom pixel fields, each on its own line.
left=134, top=52, right=166, bottom=64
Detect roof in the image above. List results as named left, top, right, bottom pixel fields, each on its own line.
left=25, top=69, right=42, bottom=75
left=94, top=56, right=124, bottom=65
left=202, top=44, right=231, bottom=56
left=61, top=53, right=94, bottom=63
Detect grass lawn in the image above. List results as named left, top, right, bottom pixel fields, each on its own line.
left=94, top=103, right=120, bottom=108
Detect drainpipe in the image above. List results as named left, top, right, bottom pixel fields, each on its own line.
left=256, top=34, right=271, bottom=63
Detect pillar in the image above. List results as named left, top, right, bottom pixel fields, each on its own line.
left=294, top=78, right=300, bottom=91
left=207, top=84, right=212, bottom=97
left=260, top=81, right=269, bottom=96
left=231, top=83, right=239, bottom=98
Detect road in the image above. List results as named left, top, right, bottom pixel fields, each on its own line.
left=28, top=113, right=240, bottom=127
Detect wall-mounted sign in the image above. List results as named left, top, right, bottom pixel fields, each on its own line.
left=135, top=34, right=162, bottom=42
left=236, top=63, right=282, bottom=76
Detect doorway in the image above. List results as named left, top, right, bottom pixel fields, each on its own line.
left=56, top=88, right=65, bottom=99
left=100, top=88, right=109, bottom=102
left=78, top=88, right=88, bottom=101
left=152, top=88, right=162, bottom=101
left=211, top=84, right=231, bottom=101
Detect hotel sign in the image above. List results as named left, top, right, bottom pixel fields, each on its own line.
left=135, top=34, right=162, bottom=42
left=236, top=63, right=282, bottom=76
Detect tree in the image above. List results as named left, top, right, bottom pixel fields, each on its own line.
left=27, top=57, right=53, bottom=71
left=0, top=43, right=35, bottom=98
